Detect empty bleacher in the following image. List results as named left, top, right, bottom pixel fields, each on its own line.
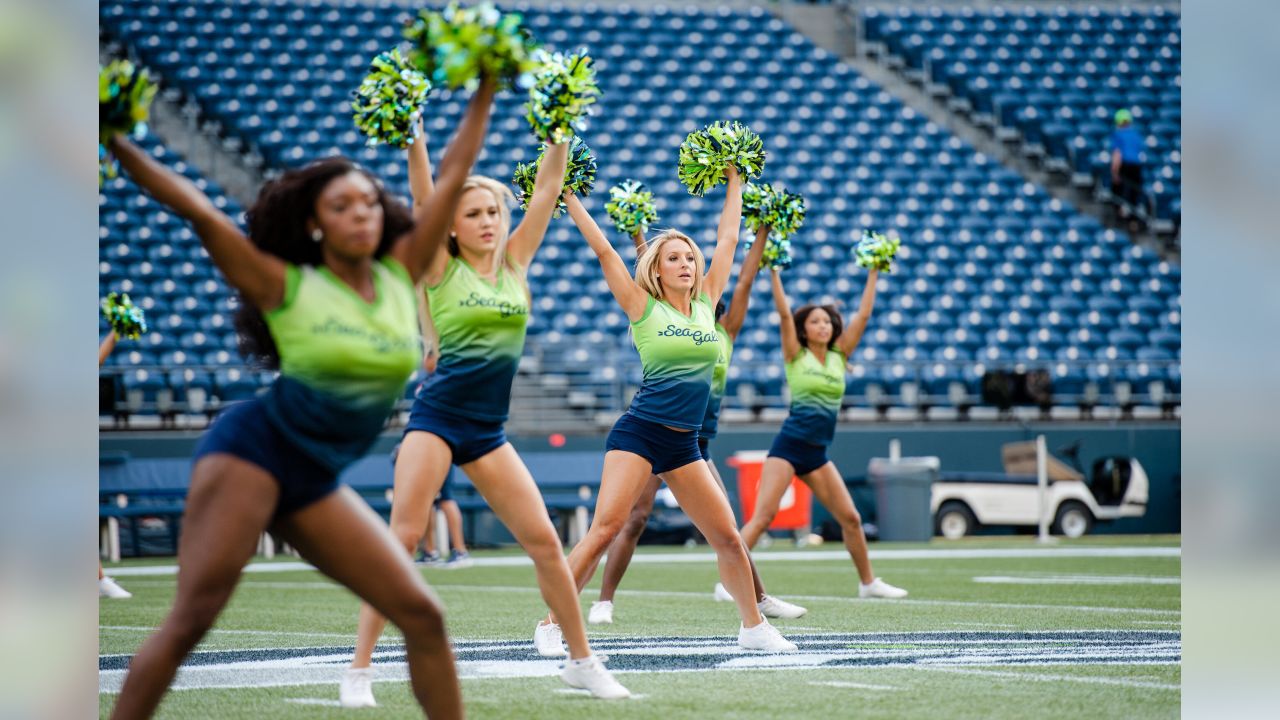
left=862, top=5, right=1181, bottom=226
left=99, top=0, right=1181, bottom=424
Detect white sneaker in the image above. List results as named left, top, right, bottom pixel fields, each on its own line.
left=339, top=667, right=377, bottom=708
left=98, top=576, right=132, bottom=599
left=534, top=621, right=567, bottom=658
left=588, top=600, right=614, bottom=625
left=758, top=594, right=808, bottom=619
left=859, top=577, right=908, bottom=599
left=560, top=654, right=631, bottom=699
left=737, top=619, right=798, bottom=652
left=712, top=582, right=734, bottom=602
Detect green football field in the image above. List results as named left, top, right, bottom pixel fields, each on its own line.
left=99, top=535, right=1180, bottom=719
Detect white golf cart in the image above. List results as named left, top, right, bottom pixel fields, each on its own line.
left=931, top=441, right=1149, bottom=539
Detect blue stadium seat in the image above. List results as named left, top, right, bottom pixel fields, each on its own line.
left=98, top=0, right=1179, bottom=414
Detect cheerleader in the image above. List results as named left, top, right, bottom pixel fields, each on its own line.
left=342, top=130, right=629, bottom=705
left=587, top=224, right=806, bottom=624
left=540, top=166, right=797, bottom=652
left=739, top=265, right=907, bottom=600
left=104, top=78, right=496, bottom=720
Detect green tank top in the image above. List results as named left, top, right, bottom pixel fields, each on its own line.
left=700, top=324, right=732, bottom=438
left=261, top=256, right=421, bottom=471
left=780, top=346, right=847, bottom=446
left=417, top=255, right=530, bottom=422
left=628, top=292, right=721, bottom=430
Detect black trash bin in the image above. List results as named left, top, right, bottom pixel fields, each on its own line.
left=868, top=457, right=940, bottom=542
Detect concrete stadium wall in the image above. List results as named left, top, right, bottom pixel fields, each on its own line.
left=101, top=421, right=1179, bottom=536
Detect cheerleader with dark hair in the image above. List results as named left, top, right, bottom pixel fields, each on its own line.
left=739, top=264, right=908, bottom=600
left=103, top=77, right=497, bottom=720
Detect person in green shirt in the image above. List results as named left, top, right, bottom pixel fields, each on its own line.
left=538, top=165, right=796, bottom=653
left=740, top=264, right=907, bottom=600
left=587, top=223, right=807, bottom=625
left=103, top=77, right=496, bottom=720
left=343, top=128, right=628, bottom=702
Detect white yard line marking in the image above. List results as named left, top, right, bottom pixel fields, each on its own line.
left=809, top=680, right=900, bottom=691
left=107, top=546, right=1180, bottom=577
left=973, top=575, right=1180, bottom=586
left=105, top=579, right=1181, bottom=618
left=916, top=666, right=1180, bottom=690
left=427, top=584, right=1182, bottom=617
left=99, top=625, right=357, bottom=641
left=283, top=698, right=342, bottom=707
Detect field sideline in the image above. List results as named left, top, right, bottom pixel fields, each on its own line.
left=99, top=536, right=1181, bottom=719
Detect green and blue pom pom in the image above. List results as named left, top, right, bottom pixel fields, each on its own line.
left=677, top=121, right=766, bottom=196
left=98, top=60, right=157, bottom=186
left=743, top=231, right=794, bottom=271
left=101, top=293, right=148, bottom=340
left=854, top=230, right=901, bottom=273
left=511, top=136, right=597, bottom=217
left=762, top=234, right=794, bottom=270
left=352, top=48, right=432, bottom=149
left=604, top=180, right=659, bottom=236
left=524, top=48, right=600, bottom=144
left=404, top=2, right=540, bottom=92
left=742, top=182, right=807, bottom=240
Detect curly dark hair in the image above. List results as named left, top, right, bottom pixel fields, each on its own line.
left=793, top=304, right=843, bottom=351
left=234, top=157, right=415, bottom=368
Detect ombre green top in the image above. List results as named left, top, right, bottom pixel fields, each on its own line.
left=416, top=255, right=530, bottom=422
left=628, top=292, right=721, bottom=430
left=779, top=346, right=847, bottom=446
left=261, top=256, right=421, bottom=471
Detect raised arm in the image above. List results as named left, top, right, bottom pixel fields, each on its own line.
left=507, top=141, right=569, bottom=268
left=836, top=267, right=880, bottom=357
left=564, top=193, right=649, bottom=321
left=98, top=331, right=118, bottom=368
left=416, top=289, right=439, bottom=374
left=108, top=135, right=286, bottom=310
left=407, top=119, right=434, bottom=210
left=701, top=165, right=744, bottom=305
left=771, top=268, right=802, bottom=362
left=391, top=77, right=496, bottom=282
left=631, top=230, right=647, bottom=255
left=719, top=225, right=770, bottom=339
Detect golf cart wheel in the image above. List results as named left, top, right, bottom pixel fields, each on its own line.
left=1052, top=501, right=1094, bottom=538
left=935, top=501, right=977, bottom=539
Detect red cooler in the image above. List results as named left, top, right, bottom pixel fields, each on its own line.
left=728, top=450, right=812, bottom=530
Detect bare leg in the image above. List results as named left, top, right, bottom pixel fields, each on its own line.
left=663, top=461, right=764, bottom=628
left=277, top=488, right=461, bottom=719
left=352, top=431, right=452, bottom=669
left=463, top=444, right=595, bottom=659
left=548, top=450, right=657, bottom=624
left=706, top=459, right=766, bottom=602
left=110, top=455, right=279, bottom=720
left=440, top=499, right=467, bottom=552
left=802, top=462, right=875, bottom=584
left=422, top=502, right=438, bottom=555
left=597, top=474, right=662, bottom=603
left=739, top=456, right=796, bottom=550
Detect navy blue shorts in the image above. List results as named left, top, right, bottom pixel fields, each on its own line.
left=606, top=413, right=704, bottom=474
left=767, top=433, right=831, bottom=476
left=434, top=470, right=456, bottom=505
left=404, top=400, right=507, bottom=466
left=697, top=437, right=712, bottom=462
left=193, top=398, right=340, bottom=519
